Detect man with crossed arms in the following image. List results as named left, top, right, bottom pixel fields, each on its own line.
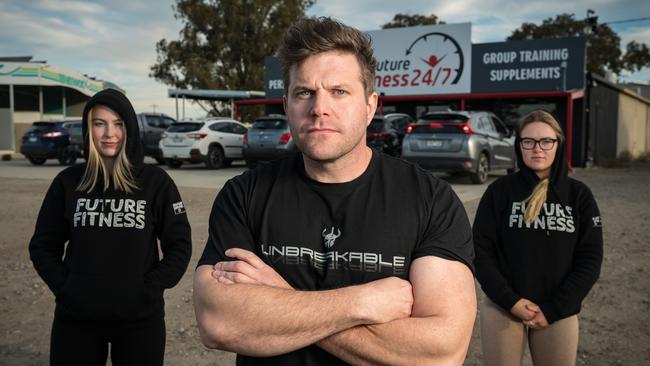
left=194, top=17, right=476, bottom=365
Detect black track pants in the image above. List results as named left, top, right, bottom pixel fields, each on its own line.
left=50, top=311, right=166, bottom=366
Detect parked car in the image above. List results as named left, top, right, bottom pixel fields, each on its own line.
left=243, top=115, right=297, bottom=168
left=159, top=118, right=247, bottom=169
left=401, top=111, right=516, bottom=184
left=20, top=120, right=79, bottom=165
left=62, top=120, right=84, bottom=164
left=367, top=115, right=401, bottom=156
left=383, top=112, right=415, bottom=140
left=136, top=113, right=176, bottom=163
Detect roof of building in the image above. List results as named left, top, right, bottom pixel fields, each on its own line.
left=0, top=56, right=43, bottom=63
left=168, top=89, right=265, bottom=101
left=0, top=56, right=122, bottom=96
left=589, top=73, right=650, bottom=105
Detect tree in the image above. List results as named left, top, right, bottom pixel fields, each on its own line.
left=150, top=0, right=314, bottom=117
left=381, top=13, right=444, bottom=29
left=623, top=41, right=650, bottom=73
left=508, top=13, right=650, bottom=77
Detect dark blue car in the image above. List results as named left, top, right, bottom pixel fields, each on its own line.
left=20, top=121, right=80, bottom=165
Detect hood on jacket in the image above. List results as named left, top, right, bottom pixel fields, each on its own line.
left=81, top=88, right=144, bottom=174
left=514, top=121, right=570, bottom=203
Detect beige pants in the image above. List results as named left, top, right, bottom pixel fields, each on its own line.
left=479, top=298, right=579, bottom=366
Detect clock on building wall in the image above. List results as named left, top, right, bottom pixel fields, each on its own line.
left=405, top=32, right=465, bottom=86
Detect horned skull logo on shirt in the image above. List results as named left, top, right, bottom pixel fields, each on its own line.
left=322, top=227, right=341, bottom=248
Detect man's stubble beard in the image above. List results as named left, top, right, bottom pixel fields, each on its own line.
left=295, top=131, right=366, bottom=164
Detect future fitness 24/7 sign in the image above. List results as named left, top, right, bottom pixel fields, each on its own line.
left=264, top=23, right=472, bottom=99
left=264, top=24, right=585, bottom=98
left=367, top=23, right=472, bottom=95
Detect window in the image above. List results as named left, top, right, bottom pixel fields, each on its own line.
left=252, top=119, right=287, bottom=130
left=390, top=117, right=411, bottom=132
left=209, top=122, right=233, bottom=133
left=14, top=86, right=39, bottom=111
left=0, top=85, right=9, bottom=108
left=483, top=116, right=497, bottom=133
left=490, top=116, right=509, bottom=135
left=474, top=116, right=495, bottom=133
left=418, top=114, right=468, bottom=124
left=167, top=122, right=203, bottom=132
left=146, top=115, right=162, bottom=128
left=232, top=124, right=247, bottom=135
left=43, top=87, right=63, bottom=114
left=162, top=117, right=175, bottom=129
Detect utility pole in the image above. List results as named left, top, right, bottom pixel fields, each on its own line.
left=585, top=9, right=598, bottom=34
left=150, top=104, right=158, bottom=113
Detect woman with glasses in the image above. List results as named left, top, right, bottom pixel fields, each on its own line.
left=472, top=110, right=603, bottom=366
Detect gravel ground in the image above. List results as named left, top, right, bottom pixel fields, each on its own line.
left=0, top=162, right=648, bottom=365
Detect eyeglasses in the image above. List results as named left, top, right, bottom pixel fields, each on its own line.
left=520, top=138, right=557, bottom=151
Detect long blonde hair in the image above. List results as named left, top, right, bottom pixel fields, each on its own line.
left=77, top=107, right=138, bottom=193
left=519, top=110, right=565, bottom=224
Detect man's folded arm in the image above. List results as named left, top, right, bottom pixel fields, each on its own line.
left=193, top=264, right=413, bottom=357
left=317, top=256, right=477, bottom=366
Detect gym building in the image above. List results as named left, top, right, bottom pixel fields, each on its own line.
left=0, top=56, right=121, bottom=155
left=240, top=23, right=649, bottom=167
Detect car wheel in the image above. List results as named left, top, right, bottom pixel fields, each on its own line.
left=27, top=156, right=46, bottom=165
left=165, top=159, right=182, bottom=169
left=222, top=159, right=233, bottom=167
left=206, top=146, right=225, bottom=169
left=470, top=153, right=489, bottom=184
left=58, top=150, right=77, bottom=165
left=154, top=157, right=165, bottom=165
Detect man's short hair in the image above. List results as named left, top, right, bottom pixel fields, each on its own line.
left=277, top=17, right=377, bottom=96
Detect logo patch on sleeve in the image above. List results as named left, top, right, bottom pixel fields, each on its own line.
left=172, top=201, right=186, bottom=215
left=592, top=216, right=602, bottom=228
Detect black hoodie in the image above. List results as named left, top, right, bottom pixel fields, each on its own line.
left=472, top=132, right=603, bottom=323
left=29, top=89, right=192, bottom=323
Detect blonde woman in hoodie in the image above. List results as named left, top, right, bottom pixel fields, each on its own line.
left=29, top=89, right=191, bottom=365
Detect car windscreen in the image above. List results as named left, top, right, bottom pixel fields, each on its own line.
left=251, top=119, right=288, bottom=130
left=167, top=122, right=204, bottom=132
left=367, top=119, right=384, bottom=133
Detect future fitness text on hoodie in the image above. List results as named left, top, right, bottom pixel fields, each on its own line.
left=29, top=89, right=192, bottom=323
left=472, top=132, right=603, bottom=324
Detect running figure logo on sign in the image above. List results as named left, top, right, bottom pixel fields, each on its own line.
left=322, top=227, right=341, bottom=249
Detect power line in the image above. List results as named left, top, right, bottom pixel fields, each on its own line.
left=603, top=16, right=650, bottom=26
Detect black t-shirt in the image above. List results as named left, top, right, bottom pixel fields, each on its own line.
left=198, top=150, right=474, bottom=365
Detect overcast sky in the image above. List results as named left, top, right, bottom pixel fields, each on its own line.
left=1, top=0, right=648, bottom=119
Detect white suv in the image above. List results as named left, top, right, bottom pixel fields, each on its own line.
left=160, top=118, right=247, bottom=169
